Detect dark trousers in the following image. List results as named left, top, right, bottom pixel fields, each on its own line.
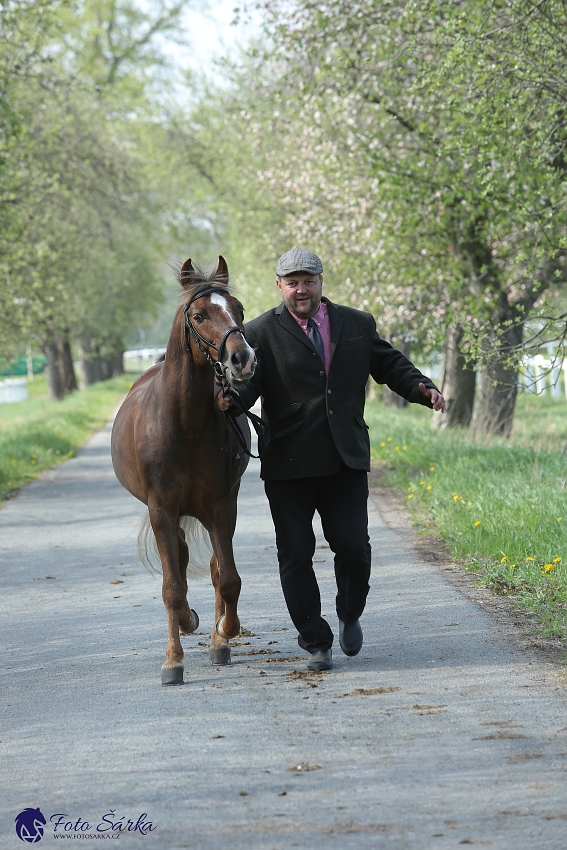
left=264, top=465, right=371, bottom=653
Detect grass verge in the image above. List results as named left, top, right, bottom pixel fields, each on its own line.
left=366, top=393, right=567, bottom=640
left=0, top=375, right=134, bottom=505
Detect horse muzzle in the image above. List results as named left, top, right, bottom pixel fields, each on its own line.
left=223, top=342, right=256, bottom=386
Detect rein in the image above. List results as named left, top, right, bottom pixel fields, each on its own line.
left=183, top=287, right=269, bottom=460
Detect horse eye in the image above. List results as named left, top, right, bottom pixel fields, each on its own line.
left=194, top=313, right=205, bottom=324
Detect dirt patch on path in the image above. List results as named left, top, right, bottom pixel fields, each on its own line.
left=369, top=480, right=567, bottom=676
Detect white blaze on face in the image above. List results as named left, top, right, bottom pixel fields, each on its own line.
left=211, top=293, right=255, bottom=377
left=210, top=292, right=229, bottom=313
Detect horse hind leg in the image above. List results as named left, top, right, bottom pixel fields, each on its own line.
left=177, top=527, right=199, bottom=637
left=209, top=552, right=231, bottom=665
left=148, top=503, right=192, bottom=685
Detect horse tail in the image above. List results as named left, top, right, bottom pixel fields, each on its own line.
left=180, top=515, right=213, bottom=579
left=137, top=511, right=212, bottom=579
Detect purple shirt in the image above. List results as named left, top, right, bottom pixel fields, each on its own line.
left=287, top=300, right=331, bottom=374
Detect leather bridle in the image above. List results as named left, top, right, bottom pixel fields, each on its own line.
left=182, top=286, right=269, bottom=459
left=183, top=287, right=246, bottom=383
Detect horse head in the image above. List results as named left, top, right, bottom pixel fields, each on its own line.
left=180, top=256, right=256, bottom=387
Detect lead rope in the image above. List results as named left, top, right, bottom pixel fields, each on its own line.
left=217, top=377, right=269, bottom=460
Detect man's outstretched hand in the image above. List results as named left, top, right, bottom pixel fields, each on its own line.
left=419, top=383, right=446, bottom=413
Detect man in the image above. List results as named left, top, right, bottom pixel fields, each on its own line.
left=216, top=248, right=445, bottom=671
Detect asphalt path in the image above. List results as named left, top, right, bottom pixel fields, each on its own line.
left=1, top=418, right=567, bottom=850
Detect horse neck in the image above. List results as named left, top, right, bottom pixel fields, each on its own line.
left=159, top=308, right=215, bottom=431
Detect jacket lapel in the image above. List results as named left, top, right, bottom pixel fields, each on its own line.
left=275, top=302, right=316, bottom=353
left=275, top=299, right=346, bottom=365
left=324, top=298, right=345, bottom=370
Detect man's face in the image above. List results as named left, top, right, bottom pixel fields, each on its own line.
left=276, top=272, right=323, bottom=319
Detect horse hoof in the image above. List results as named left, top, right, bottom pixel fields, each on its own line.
left=180, top=609, right=199, bottom=636
left=161, top=665, right=184, bottom=685
left=209, top=645, right=231, bottom=665
left=215, top=615, right=235, bottom=640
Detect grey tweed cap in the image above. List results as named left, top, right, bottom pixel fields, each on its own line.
left=276, top=247, right=323, bottom=277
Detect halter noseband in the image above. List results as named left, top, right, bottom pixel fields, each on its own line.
left=183, top=287, right=245, bottom=382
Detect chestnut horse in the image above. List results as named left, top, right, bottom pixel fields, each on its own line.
left=111, top=257, right=257, bottom=684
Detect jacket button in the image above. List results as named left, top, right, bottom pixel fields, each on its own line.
left=312, top=352, right=317, bottom=357
left=319, top=370, right=324, bottom=376
left=327, top=389, right=331, bottom=394
left=329, top=409, right=334, bottom=414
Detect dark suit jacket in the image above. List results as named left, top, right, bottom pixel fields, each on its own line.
left=237, top=298, right=438, bottom=481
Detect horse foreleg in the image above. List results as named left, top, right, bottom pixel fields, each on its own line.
left=209, top=512, right=241, bottom=651
left=209, top=553, right=231, bottom=665
left=149, top=502, right=187, bottom=685
left=178, top=527, right=199, bottom=637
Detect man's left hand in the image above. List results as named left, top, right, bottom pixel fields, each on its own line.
left=419, top=383, right=446, bottom=413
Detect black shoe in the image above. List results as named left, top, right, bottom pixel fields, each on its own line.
left=339, top=619, right=363, bottom=657
left=307, top=649, right=333, bottom=671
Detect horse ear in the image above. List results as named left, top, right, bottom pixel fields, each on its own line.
left=180, top=258, right=195, bottom=288
left=216, top=255, right=229, bottom=284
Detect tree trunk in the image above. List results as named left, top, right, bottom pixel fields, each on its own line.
left=60, top=337, right=78, bottom=394
left=111, top=351, right=124, bottom=375
left=382, top=334, right=410, bottom=408
left=470, top=323, right=523, bottom=438
left=45, top=341, right=66, bottom=400
left=79, top=339, right=103, bottom=387
left=79, top=337, right=124, bottom=386
left=432, top=326, right=476, bottom=430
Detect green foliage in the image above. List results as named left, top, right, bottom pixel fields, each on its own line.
left=0, top=374, right=133, bottom=502
left=183, top=0, right=567, bottom=365
left=367, top=395, right=567, bottom=636
left=0, top=0, right=199, bottom=368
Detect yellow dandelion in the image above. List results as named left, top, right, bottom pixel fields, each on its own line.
left=387, top=437, right=393, bottom=442
left=420, top=481, right=425, bottom=486
left=544, top=563, right=554, bottom=572
left=426, top=485, right=433, bottom=491
left=453, top=494, right=459, bottom=501
left=474, top=521, right=481, bottom=527
left=7, top=480, right=12, bottom=486
left=558, top=517, right=563, bottom=522
left=425, top=522, right=430, bottom=527
left=553, top=557, right=562, bottom=563
left=395, top=446, right=400, bottom=451
left=407, top=494, right=413, bottom=499
left=500, top=556, right=508, bottom=563
left=407, top=486, right=413, bottom=492
left=402, top=445, right=407, bottom=450
left=32, top=473, right=37, bottom=478
left=380, top=441, right=386, bottom=447
left=526, top=556, right=535, bottom=562
left=510, top=564, right=516, bottom=569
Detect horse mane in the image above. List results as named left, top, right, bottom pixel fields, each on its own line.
left=174, top=260, right=234, bottom=307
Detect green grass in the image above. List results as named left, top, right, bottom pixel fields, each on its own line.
left=0, top=375, right=134, bottom=504
left=367, top=392, right=567, bottom=639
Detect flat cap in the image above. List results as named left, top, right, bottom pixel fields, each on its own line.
left=276, top=247, right=323, bottom=277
